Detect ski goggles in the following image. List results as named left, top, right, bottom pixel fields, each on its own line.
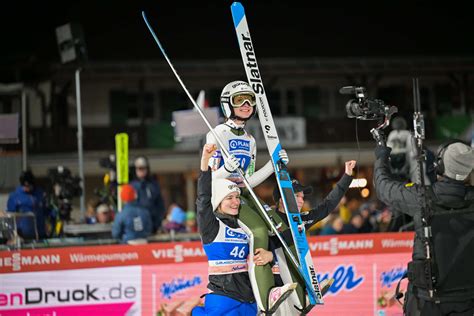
left=231, top=93, right=257, bottom=108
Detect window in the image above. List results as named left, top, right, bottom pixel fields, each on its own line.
left=286, top=90, right=297, bottom=115
left=434, top=84, right=457, bottom=115
left=302, top=87, right=320, bottom=118
left=109, top=90, right=154, bottom=126
left=377, top=86, right=409, bottom=114
left=159, top=89, right=191, bottom=122
left=266, top=89, right=281, bottom=116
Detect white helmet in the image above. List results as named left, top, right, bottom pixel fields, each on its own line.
left=220, top=80, right=257, bottom=120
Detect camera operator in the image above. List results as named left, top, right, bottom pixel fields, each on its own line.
left=374, top=140, right=474, bottom=315
left=7, top=170, right=50, bottom=239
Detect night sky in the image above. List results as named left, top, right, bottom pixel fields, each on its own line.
left=1, top=1, right=473, bottom=73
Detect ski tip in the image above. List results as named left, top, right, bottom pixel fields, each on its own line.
left=140, top=10, right=164, bottom=53
left=231, top=2, right=245, bottom=28
left=231, top=1, right=243, bottom=8
left=142, top=11, right=150, bottom=25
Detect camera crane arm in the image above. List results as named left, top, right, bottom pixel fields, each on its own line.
left=412, top=78, right=435, bottom=298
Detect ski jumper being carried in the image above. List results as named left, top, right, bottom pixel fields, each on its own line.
left=193, top=144, right=275, bottom=316
left=206, top=81, right=296, bottom=313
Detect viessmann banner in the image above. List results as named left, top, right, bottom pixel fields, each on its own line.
left=0, top=232, right=413, bottom=315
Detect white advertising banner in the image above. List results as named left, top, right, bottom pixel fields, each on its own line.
left=0, top=266, right=141, bottom=316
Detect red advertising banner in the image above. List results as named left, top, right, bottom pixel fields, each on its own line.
left=0, top=232, right=413, bottom=274
left=0, top=241, right=206, bottom=274
left=0, top=232, right=414, bottom=315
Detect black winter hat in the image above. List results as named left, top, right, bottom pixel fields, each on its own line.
left=273, top=178, right=313, bottom=203
left=19, top=170, right=35, bottom=186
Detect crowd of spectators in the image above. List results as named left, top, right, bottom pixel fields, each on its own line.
left=310, top=199, right=398, bottom=236
left=82, top=156, right=198, bottom=243
left=1, top=156, right=199, bottom=246
left=2, top=152, right=412, bottom=247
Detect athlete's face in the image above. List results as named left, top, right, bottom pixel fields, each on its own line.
left=233, top=103, right=253, bottom=119
left=232, top=93, right=255, bottom=119
left=218, top=192, right=241, bottom=216
left=295, top=191, right=305, bottom=211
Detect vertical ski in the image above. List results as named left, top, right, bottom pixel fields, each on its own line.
left=231, top=2, right=323, bottom=307
left=141, top=12, right=311, bottom=301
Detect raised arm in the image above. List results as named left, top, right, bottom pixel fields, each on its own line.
left=303, top=160, right=356, bottom=224
left=373, top=146, right=420, bottom=217
left=206, top=131, right=241, bottom=180
left=197, top=144, right=221, bottom=244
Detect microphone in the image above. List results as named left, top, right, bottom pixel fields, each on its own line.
left=339, top=86, right=356, bottom=95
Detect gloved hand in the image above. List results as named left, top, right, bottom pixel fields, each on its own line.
left=279, top=149, right=289, bottom=165
left=224, top=154, right=240, bottom=172
left=375, top=145, right=392, bottom=160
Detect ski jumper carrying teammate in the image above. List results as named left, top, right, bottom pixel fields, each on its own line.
left=206, top=80, right=296, bottom=313
left=269, top=161, right=356, bottom=314
left=193, top=143, right=274, bottom=315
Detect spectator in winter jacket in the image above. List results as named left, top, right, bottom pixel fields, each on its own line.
left=7, top=170, right=49, bottom=239
left=163, top=202, right=187, bottom=233
left=185, top=210, right=197, bottom=233
left=96, top=204, right=113, bottom=224
left=112, top=184, right=152, bottom=244
left=130, top=156, right=165, bottom=233
left=319, top=215, right=344, bottom=235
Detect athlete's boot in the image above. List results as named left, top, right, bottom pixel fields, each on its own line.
left=320, top=278, right=334, bottom=296
left=267, top=282, right=298, bottom=314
